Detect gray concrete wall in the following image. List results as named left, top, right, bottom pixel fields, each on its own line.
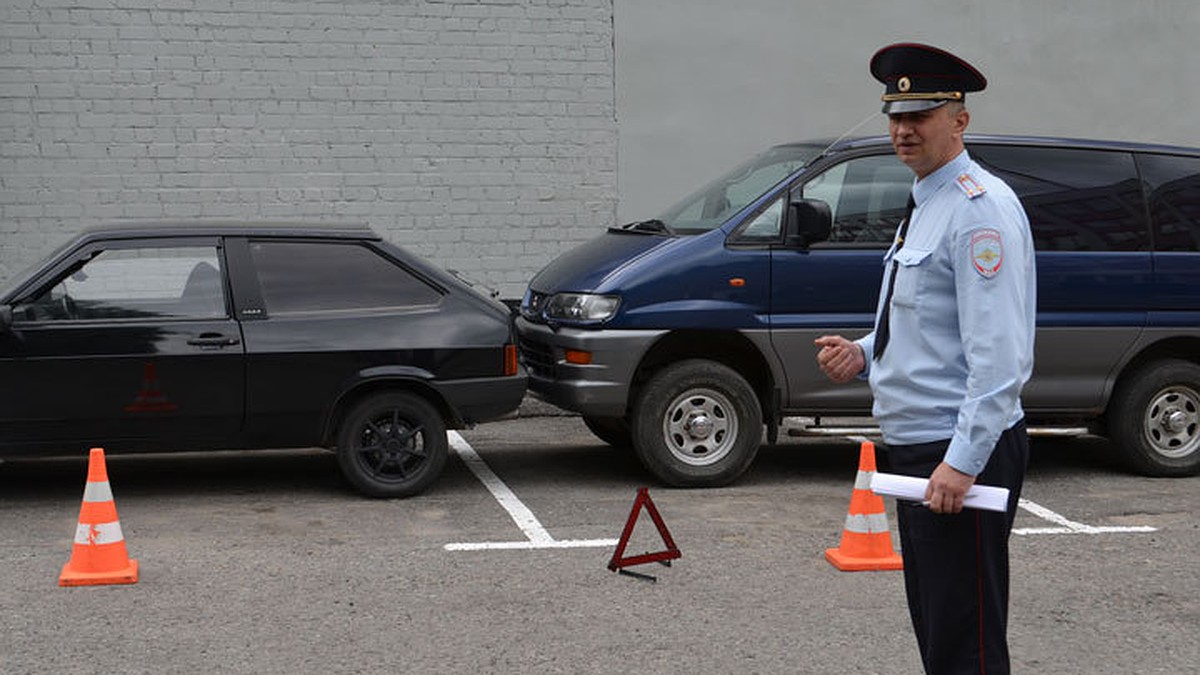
left=615, top=0, right=1200, bottom=221
left=0, top=0, right=615, bottom=299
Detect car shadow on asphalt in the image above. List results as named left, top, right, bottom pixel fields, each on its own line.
left=0, top=433, right=1134, bottom=503
left=747, top=434, right=1132, bottom=489
left=457, top=436, right=868, bottom=492
left=1026, top=435, right=1127, bottom=477
left=0, top=448, right=349, bottom=501
left=739, top=440, right=865, bottom=488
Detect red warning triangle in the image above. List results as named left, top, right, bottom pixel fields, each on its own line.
left=608, top=487, right=681, bottom=576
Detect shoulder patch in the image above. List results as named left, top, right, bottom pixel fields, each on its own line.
left=956, top=173, right=987, bottom=199
left=970, top=228, right=1003, bottom=278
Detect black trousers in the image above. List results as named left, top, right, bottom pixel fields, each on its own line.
left=884, top=421, right=1029, bottom=675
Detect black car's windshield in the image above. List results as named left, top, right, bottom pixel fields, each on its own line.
left=655, top=143, right=825, bottom=234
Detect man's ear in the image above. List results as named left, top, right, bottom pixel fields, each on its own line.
left=954, top=107, right=970, bottom=135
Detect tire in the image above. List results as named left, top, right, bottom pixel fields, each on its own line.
left=1108, top=360, right=1200, bottom=477
left=336, top=392, right=448, bottom=498
left=631, top=359, right=762, bottom=487
left=582, top=415, right=633, bottom=448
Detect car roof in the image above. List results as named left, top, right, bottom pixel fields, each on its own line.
left=69, top=221, right=380, bottom=244
left=814, top=133, right=1200, bottom=158
left=0, top=222, right=383, bottom=301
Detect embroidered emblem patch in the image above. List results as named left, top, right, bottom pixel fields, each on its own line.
left=956, top=173, right=987, bottom=199
left=970, top=229, right=1003, bottom=278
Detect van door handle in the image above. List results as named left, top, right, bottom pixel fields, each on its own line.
left=187, top=333, right=241, bottom=348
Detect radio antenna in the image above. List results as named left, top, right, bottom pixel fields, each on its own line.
left=820, top=112, right=885, bottom=157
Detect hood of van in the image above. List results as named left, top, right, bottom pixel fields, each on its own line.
left=530, top=231, right=674, bottom=293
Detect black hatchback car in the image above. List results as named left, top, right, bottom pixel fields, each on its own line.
left=0, top=223, right=527, bottom=498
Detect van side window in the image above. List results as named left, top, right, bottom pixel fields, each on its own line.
left=801, top=154, right=911, bottom=246
left=1136, top=153, right=1200, bottom=252
left=736, top=197, right=785, bottom=239
left=970, top=145, right=1148, bottom=252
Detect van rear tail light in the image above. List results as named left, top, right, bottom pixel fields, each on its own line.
left=503, top=344, right=519, bottom=376
left=564, top=349, right=592, bottom=365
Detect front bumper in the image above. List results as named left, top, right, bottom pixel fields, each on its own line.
left=516, top=318, right=665, bottom=417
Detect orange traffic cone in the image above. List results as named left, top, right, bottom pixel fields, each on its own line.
left=59, top=448, right=139, bottom=586
left=825, top=441, right=903, bottom=571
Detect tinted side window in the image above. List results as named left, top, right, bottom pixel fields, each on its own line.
left=18, top=246, right=225, bottom=322
left=1136, top=153, right=1200, bottom=252
left=970, top=145, right=1147, bottom=251
left=801, top=153, right=912, bottom=245
left=250, top=241, right=441, bottom=314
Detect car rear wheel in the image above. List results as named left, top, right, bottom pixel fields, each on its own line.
left=582, top=415, right=632, bottom=448
left=1108, top=360, right=1200, bottom=477
left=631, top=359, right=762, bottom=487
left=337, top=392, right=448, bottom=498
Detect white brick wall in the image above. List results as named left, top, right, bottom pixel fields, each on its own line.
left=0, top=0, right=616, bottom=300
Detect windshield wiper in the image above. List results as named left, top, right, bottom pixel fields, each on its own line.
left=609, top=219, right=673, bottom=235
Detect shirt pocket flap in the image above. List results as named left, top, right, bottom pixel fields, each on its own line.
left=894, top=248, right=933, bottom=267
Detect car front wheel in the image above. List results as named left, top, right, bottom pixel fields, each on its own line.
left=337, top=392, right=448, bottom=498
left=1109, top=360, right=1200, bottom=477
left=631, top=359, right=762, bottom=487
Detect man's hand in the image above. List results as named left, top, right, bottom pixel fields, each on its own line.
left=924, top=462, right=976, bottom=514
left=815, top=335, right=866, bottom=383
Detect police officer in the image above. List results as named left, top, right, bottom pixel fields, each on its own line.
left=815, top=43, right=1036, bottom=675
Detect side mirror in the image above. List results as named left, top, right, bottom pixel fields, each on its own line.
left=785, top=198, right=833, bottom=248
left=0, top=304, right=12, bottom=333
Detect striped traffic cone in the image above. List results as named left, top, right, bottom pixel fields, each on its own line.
left=824, top=441, right=903, bottom=571
left=59, top=448, right=139, bottom=586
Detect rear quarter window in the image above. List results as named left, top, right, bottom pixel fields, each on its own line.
left=249, top=240, right=442, bottom=314
left=1136, top=153, right=1200, bottom=252
left=970, top=145, right=1148, bottom=252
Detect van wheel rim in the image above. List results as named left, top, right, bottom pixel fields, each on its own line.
left=661, top=389, right=738, bottom=466
left=1142, top=386, right=1200, bottom=459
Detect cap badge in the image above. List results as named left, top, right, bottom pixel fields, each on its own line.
left=898, top=76, right=911, bottom=93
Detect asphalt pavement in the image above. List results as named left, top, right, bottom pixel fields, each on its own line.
left=1, top=406, right=1196, bottom=674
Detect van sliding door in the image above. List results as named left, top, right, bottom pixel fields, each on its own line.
left=970, top=144, right=1150, bottom=414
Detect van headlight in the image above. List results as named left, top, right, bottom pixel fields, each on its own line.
left=543, top=293, right=620, bottom=322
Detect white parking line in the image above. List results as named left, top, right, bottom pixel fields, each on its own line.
left=1014, top=498, right=1157, bottom=535
left=444, top=430, right=1155, bottom=549
left=443, top=432, right=618, bottom=552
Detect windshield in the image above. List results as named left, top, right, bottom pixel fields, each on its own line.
left=656, top=143, right=825, bottom=233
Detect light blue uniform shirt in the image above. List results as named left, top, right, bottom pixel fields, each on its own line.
left=857, top=150, right=1036, bottom=475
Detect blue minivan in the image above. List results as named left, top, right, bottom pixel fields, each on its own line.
left=517, top=135, right=1200, bottom=486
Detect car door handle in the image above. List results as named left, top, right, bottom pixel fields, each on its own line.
left=187, top=333, right=241, bottom=348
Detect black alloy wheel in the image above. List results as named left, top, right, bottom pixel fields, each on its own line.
left=337, top=392, right=448, bottom=498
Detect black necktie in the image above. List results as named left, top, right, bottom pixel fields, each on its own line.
left=873, top=194, right=916, bottom=361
